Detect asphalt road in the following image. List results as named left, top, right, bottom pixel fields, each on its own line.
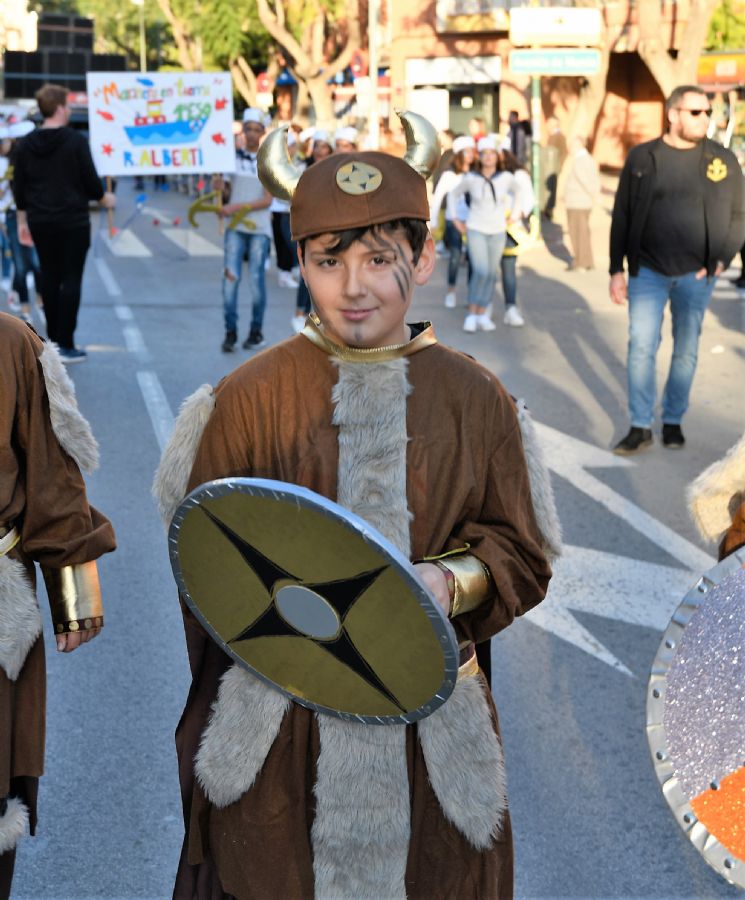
left=11, top=179, right=745, bottom=899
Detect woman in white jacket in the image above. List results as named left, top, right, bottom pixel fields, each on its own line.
left=429, top=135, right=475, bottom=308
left=450, top=136, right=518, bottom=332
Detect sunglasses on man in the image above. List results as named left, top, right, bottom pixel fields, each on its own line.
left=675, top=107, right=712, bottom=117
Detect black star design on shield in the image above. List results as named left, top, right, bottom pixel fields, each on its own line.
left=201, top=507, right=406, bottom=712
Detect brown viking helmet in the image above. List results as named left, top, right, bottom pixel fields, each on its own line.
left=258, top=110, right=440, bottom=241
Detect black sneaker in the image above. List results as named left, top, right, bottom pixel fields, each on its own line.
left=242, top=329, right=266, bottom=350
left=221, top=330, right=237, bottom=352
left=613, top=427, right=653, bottom=455
left=662, top=423, right=685, bottom=449
left=58, top=346, right=87, bottom=364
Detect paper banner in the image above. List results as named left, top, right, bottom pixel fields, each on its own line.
left=86, top=72, right=236, bottom=176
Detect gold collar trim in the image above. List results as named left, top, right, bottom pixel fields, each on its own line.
left=301, top=315, right=437, bottom=363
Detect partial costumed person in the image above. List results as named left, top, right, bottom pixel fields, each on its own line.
left=429, top=135, right=475, bottom=309
left=0, top=313, right=115, bottom=898
left=155, top=110, right=560, bottom=900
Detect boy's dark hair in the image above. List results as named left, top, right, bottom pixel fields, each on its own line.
left=36, top=84, right=68, bottom=119
left=299, top=218, right=429, bottom=265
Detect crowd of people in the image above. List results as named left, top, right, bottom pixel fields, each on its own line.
left=0, top=79, right=744, bottom=900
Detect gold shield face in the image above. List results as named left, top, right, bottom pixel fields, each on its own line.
left=170, top=478, right=459, bottom=724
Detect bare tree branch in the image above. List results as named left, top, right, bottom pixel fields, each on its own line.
left=155, top=0, right=199, bottom=70
left=255, top=0, right=312, bottom=72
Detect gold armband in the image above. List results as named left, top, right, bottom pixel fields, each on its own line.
left=41, top=562, right=104, bottom=634
left=435, top=554, right=494, bottom=618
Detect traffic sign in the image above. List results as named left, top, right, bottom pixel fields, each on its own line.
left=509, top=48, right=602, bottom=76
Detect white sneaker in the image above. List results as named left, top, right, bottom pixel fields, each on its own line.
left=278, top=271, right=300, bottom=289
left=445, top=291, right=456, bottom=308
left=503, top=306, right=525, bottom=327
left=291, top=315, right=305, bottom=333
left=6, top=291, right=21, bottom=313
left=477, top=314, right=497, bottom=331
left=484, top=302, right=493, bottom=319
left=463, top=314, right=478, bottom=333
left=0, top=277, right=10, bottom=292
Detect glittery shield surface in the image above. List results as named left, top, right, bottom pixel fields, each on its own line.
left=664, top=567, right=745, bottom=800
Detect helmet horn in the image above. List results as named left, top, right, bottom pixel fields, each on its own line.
left=257, top=125, right=304, bottom=202
left=397, top=109, right=441, bottom=180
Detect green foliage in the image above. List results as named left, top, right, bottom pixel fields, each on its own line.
left=706, top=0, right=745, bottom=50
left=199, top=0, right=271, bottom=70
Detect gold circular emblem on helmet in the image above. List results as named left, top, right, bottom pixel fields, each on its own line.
left=336, top=161, right=383, bottom=196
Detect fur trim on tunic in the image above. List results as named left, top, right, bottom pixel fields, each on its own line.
left=152, top=384, right=215, bottom=527
left=0, top=797, right=29, bottom=854
left=516, top=399, right=562, bottom=562
left=687, top=431, right=745, bottom=542
left=195, top=666, right=290, bottom=808
left=309, top=359, right=413, bottom=898
left=418, top=672, right=507, bottom=849
left=313, top=716, right=409, bottom=900
left=0, top=555, right=42, bottom=681
left=39, top=344, right=99, bottom=473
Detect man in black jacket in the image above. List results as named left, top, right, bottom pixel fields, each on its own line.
left=609, top=85, right=744, bottom=454
left=12, top=84, right=115, bottom=363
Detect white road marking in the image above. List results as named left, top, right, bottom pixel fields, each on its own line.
left=94, top=256, right=122, bottom=297
left=123, top=325, right=150, bottom=363
left=526, top=544, right=695, bottom=676
left=103, top=229, right=153, bottom=258
left=114, top=304, right=133, bottom=321
left=535, top=422, right=715, bottom=573
left=136, top=371, right=174, bottom=452
left=161, top=228, right=222, bottom=256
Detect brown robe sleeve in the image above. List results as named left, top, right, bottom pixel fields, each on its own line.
left=10, top=326, right=115, bottom=565
left=449, top=387, right=552, bottom=646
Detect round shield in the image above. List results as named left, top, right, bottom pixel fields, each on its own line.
left=647, top=549, right=745, bottom=889
left=169, top=477, right=459, bottom=724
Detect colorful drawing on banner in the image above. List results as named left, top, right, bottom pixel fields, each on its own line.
left=86, top=72, right=236, bottom=177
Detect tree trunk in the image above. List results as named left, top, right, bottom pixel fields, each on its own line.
left=306, top=76, right=334, bottom=125
left=230, top=58, right=257, bottom=107
left=155, top=0, right=199, bottom=70
left=567, top=40, right=613, bottom=144
left=637, top=0, right=719, bottom=97
left=255, top=0, right=360, bottom=123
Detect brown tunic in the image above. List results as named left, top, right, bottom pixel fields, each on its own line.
left=173, top=330, right=551, bottom=900
left=0, top=314, right=115, bottom=821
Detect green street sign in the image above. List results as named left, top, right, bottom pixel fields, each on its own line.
left=509, top=48, right=602, bottom=76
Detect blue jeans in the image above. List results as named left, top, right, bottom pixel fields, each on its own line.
left=444, top=220, right=470, bottom=287
left=222, top=229, right=270, bottom=334
left=6, top=209, right=41, bottom=306
left=500, top=236, right=518, bottom=307
left=627, top=266, right=715, bottom=427
left=466, top=229, right=506, bottom=310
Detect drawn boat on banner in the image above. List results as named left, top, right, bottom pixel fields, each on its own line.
left=124, top=102, right=208, bottom=146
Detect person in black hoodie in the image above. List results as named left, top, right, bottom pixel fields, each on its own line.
left=12, top=84, right=115, bottom=363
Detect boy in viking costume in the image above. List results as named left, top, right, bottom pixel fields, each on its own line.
left=0, top=313, right=115, bottom=898
left=155, top=111, right=560, bottom=900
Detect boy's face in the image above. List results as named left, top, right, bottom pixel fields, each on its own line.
left=299, top=226, right=435, bottom=349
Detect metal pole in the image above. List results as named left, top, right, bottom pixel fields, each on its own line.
left=530, top=74, right=541, bottom=220
left=139, top=3, right=146, bottom=73
left=368, top=0, right=380, bottom=149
